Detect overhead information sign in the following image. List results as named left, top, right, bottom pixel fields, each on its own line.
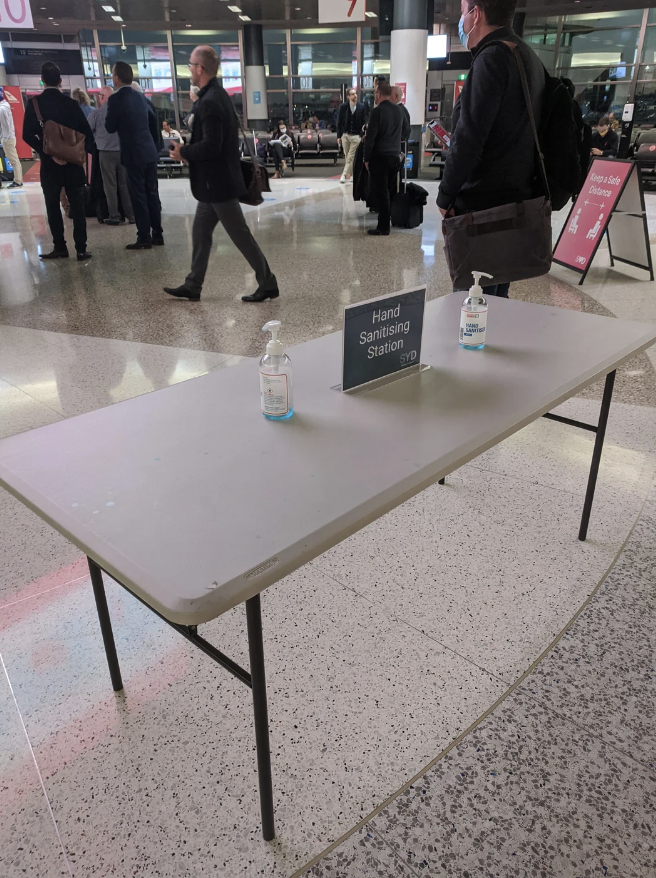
left=341, top=287, right=426, bottom=392
left=318, top=0, right=366, bottom=24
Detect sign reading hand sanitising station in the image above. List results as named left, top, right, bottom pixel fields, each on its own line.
left=341, top=287, right=426, bottom=392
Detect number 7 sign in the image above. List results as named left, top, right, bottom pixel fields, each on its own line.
left=318, top=0, right=366, bottom=24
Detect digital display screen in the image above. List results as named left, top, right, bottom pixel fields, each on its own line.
left=427, top=35, right=448, bottom=59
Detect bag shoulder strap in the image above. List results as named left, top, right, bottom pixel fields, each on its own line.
left=473, top=40, right=550, bottom=201
left=32, top=96, right=44, bottom=126
left=511, top=46, right=551, bottom=202
left=235, top=111, right=259, bottom=168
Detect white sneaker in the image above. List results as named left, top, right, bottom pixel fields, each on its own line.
left=340, top=174, right=346, bottom=183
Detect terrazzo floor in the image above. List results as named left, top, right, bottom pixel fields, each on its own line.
left=0, top=175, right=655, bottom=878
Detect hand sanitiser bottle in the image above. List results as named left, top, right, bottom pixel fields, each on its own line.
left=260, top=321, right=293, bottom=420
left=459, top=271, right=493, bottom=350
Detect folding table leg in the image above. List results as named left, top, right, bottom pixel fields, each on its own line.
left=245, top=594, right=275, bottom=841
left=579, top=370, right=616, bottom=542
left=88, top=558, right=124, bottom=692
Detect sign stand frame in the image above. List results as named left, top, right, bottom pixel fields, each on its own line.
left=553, top=158, right=653, bottom=285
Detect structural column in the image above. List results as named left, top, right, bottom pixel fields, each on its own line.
left=243, top=24, right=268, bottom=130
left=390, top=0, right=428, bottom=143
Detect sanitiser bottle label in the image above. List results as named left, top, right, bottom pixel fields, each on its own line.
left=460, top=308, right=487, bottom=346
left=260, top=372, right=289, bottom=416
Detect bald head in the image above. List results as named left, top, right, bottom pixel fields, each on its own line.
left=189, top=45, right=219, bottom=88
left=390, top=86, right=403, bottom=104
left=98, top=85, right=113, bottom=106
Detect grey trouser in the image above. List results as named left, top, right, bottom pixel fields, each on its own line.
left=186, top=199, right=275, bottom=294
left=98, top=150, right=134, bottom=222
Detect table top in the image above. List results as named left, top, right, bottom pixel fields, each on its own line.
left=1, top=294, right=654, bottom=625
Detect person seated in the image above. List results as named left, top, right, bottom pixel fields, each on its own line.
left=300, top=114, right=314, bottom=130
left=269, top=119, right=294, bottom=178
left=312, top=114, right=325, bottom=130
left=591, top=116, right=619, bottom=158
left=162, top=119, right=182, bottom=142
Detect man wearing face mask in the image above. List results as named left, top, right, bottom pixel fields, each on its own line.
left=437, top=0, right=545, bottom=297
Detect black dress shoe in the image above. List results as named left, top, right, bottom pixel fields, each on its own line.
left=242, top=287, right=280, bottom=303
left=367, top=228, right=390, bottom=236
left=152, top=237, right=165, bottom=246
left=77, top=251, right=93, bottom=261
left=126, top=240, right=152, bottom=250
left=164, top=284, right=200, bottom=301
left=40, top=249, right=69, bottom=259
left=105, top=219, right=124, bottom=226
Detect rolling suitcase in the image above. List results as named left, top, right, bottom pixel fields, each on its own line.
left=391, top=144, right=427, bottom=229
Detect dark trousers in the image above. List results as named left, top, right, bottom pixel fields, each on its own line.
left=125, top=161, right=162, bottom=243
left=369, top=153, right=400, bottom=231
left=41, top=165, right=87, bottom=253
left=270, top=143, right=293, bottom=171
left=185, top=199, right=276, bottom=295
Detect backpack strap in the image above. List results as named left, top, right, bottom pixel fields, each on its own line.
left=32, top=96, right=44, bottom=127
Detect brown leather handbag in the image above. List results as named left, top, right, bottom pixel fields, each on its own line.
left=441, top=47, right=553, bottom=290
left=32, top=97, right=86, bottom=166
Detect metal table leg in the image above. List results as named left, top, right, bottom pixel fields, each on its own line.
left=88, top=558, right=123, bottom=691
left=578, top=370, right=616, bottom=541
left=246, top=595, right=275, bottom=841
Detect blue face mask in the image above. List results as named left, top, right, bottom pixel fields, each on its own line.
left=458, top=9, right=474, bottom=49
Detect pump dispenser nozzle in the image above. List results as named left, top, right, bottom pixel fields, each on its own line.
left=470, top=271, right=493, bottom=297
left=262, top=321, right=284, bottom=356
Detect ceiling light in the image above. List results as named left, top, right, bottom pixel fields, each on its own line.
left=53, top=21, right=59, bottom=25
left=227, top=5, right=241, bottom=10
left=48, top=15, right=53, bottom=18
left=239, top=15, right=251, bottom=20
left=365, top=11, right=377, bottom=17
left=112, top=14, right=123, bottom=20
left=102, top=4, right=115, bottom=9
left=185, top=23, right=191, bottom=27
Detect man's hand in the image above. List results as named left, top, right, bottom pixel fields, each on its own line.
left=365, top=161, right=369, bottom=171
left=591, top=148, right=603, bottom=156
left=439, top=206, right=455, bottom=219
left=337, top=137, right=341, bottom=146
left=52, top=156, right=67, bottom=166
left=169, top=141, right=184, bottom=162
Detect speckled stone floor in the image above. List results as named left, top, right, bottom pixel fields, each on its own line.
left=0, top=176, right=655, bottom=878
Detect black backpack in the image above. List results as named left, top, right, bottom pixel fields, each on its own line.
left=538, top=73, right=582, bottom=210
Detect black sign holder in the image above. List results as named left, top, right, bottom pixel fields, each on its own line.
left=553, top=158, right=653, bottom=285
left=335, top=286, right=428, bottom=394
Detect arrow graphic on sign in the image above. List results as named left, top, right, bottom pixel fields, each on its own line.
left=584, top=199, right=606, bottom=209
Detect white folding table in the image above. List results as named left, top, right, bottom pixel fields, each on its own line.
left=1, top=293, right=654, bottom=841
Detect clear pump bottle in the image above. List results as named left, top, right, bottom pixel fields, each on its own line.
left=459, top=271, right=493, bottom=350
left=259, top=321, right=293, bottom=420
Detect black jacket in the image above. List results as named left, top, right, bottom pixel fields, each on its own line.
left=590, top=128, right=619, bottom=158
left=363, top=100, right=410, bottom=163
left=180, top=78, right=246, bottom=204
left=23, top=88, right=93, bottom=183
left=337, top=101, right=367, bottom=138
left=105, top=86, right=159, bottom=166
left=437, top=27, right=545, bottom=213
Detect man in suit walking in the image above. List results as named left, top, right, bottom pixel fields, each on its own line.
left=22, top=62, right=93, bottom=260
left=105, top=62, right=163, bottom=250
left=164, top=45, right=277, bottom=303
left=337, top=87, right=367, bottom=184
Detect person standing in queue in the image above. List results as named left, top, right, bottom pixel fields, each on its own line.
left=164, top=45, right=278, bottom=303
left=89, top=86, right=135, bottom=226
left=364, top=81, right=410, bottom=236
left=337, top=87, right=367, bottom=184
left=105, top=61, right=163, bottom=250
left=22, top=62, right=94, bottom=260
left=0, top=86, right=24, bottom=189
left=436, top=0, right=545, bottom=297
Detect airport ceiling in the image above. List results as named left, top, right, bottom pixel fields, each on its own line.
left=18, top=0, right=656, bottom=35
